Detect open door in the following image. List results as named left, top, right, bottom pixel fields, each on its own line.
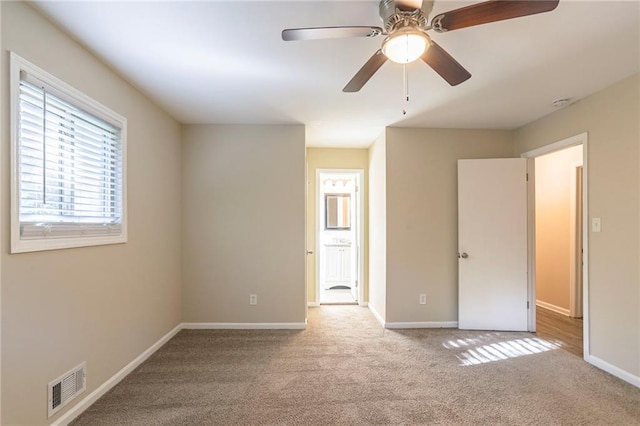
left=458, top=159, right=528, bottom=331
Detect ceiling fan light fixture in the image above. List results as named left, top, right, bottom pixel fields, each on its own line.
left=382, top=29, right=430, bottom=64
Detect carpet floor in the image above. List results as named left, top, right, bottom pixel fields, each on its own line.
left=72, top=306, right=640, bottom=425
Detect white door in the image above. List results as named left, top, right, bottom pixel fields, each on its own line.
left=341, top=247, right=352, bottom=283
left=458, top=158, right=528, bottom=331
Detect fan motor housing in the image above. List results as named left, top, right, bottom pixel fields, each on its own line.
left=379, top=0, right=434, bottom=32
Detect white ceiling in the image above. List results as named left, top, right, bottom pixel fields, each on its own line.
left=32, top=1, right=640, bottom=147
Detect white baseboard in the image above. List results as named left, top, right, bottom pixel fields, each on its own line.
left=182, top=322, right=306, bottom=330
left=368, top=304, right=385, bottom=327
left=51, top=324, right=182, bottom=426
left=536, top=300, right=570, bottom=316
left=385, top=321, right=458, bottom=329
left=366, top=305, right=456, bottom=329
left=358, top=301, right=368, bottom=307
left=585, top=354, right=640, bottom=388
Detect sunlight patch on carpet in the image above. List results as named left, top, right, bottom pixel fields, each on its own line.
left=443, top=336, right=561, bottom=366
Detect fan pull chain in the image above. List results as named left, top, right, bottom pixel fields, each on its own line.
left=402, top=64, right=409, bottom=115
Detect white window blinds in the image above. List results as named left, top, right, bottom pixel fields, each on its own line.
left=17, top=74, right=124, bottom=241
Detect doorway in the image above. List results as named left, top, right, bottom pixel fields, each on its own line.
left=317, top=171, right=363, bottom=305
left=522, top=133, right=588, bottom=359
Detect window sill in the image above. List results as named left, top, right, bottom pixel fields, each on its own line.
left=11, top=233, right=127, bottom=254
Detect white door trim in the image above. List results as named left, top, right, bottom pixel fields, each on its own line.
left=521, top=132, right=589, bottom=359
left=569, top=161, right=583, bottom=318
left=316, top=169, right=365, bottom=306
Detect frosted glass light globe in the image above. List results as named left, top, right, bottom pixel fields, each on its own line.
left=382, top=31, right=430, bottom=64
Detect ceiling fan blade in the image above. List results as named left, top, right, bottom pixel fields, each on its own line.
left=395, top=0, right=423, bottom=11
left=431, top=0, right=559, bottom=32
left=282, top=26, right=383, bottom=41
left=421, top=41, right=471, bottom=86
left=343, top=50, right=388, bottom=93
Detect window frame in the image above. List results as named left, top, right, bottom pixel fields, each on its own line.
left=10, top=52, right=128, bottom=253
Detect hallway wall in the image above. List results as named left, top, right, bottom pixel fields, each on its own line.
left=368, top=134, right=387, bottom=322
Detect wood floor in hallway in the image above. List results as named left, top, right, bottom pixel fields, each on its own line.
left=535, top=305, right=583, bottom=358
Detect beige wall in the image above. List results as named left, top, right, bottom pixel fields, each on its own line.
left=181, top=124, right=306, bottom=324
left=1, top=2, right=183, bottom=424
left=306, top=148, right=369, bottom=304
left=514, top=73, right=640, bottom=377
left=384, top=128, right=514, bottom=323
left=535, top=145, right=583, bottom=312
left=368, top=133, right=387, bottom=321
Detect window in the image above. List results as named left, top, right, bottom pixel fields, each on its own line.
left=10, top=53, right=127, bottom=253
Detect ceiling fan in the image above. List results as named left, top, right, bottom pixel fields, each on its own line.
left=282, top=0, right=559, bottom=92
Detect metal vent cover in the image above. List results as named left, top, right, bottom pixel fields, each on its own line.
left=48, top=362, right=86, bottom=418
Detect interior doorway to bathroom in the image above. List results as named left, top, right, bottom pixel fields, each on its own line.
left=317, top=170, right=363, bottom=304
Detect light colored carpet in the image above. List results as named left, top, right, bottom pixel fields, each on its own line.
left=72, top=306, right=640, bottom=425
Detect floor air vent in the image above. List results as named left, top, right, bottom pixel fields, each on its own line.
left=48, top=362, right=86, bottom=418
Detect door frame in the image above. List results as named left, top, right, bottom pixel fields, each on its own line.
left=315, top=169, right=365, bottom=305
left=569, top=162, right=584, bottom=318
left=520, top=132, right=589, bottom=359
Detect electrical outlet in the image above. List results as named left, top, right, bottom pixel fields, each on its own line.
left=592, top=217, right=601, bottom=233
left=249, top=294, right=257, bottom=305
left=419, top=294, right=427, bottom=305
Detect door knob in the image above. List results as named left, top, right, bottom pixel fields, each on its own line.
left=306, top=250, right=314, bottom=255
left=458, top=252, right=469, bottom=259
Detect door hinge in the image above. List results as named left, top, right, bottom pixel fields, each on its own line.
left=526, top=173, right=529, bottom=182
left=527, top=301, right=530, bottom=309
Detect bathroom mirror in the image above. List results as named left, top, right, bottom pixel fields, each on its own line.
left=325, top=194, right=351, bottom=230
